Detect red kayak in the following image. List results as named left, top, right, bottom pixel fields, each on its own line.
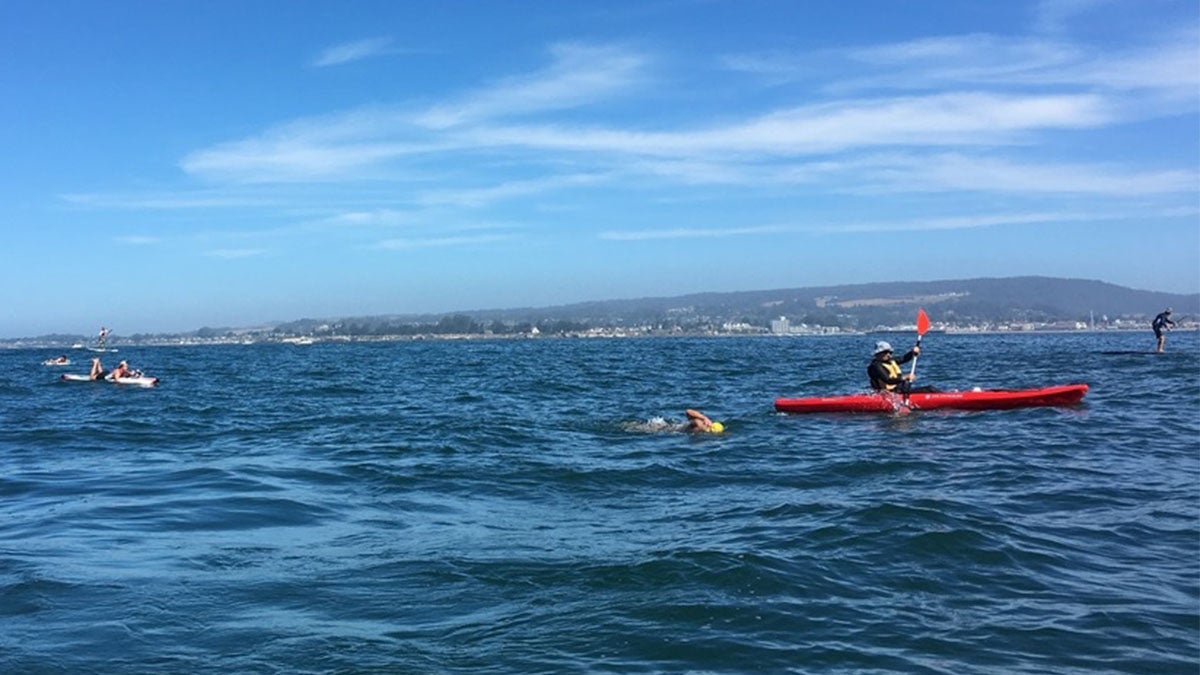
left=774, top=383, right=1088, bottom=414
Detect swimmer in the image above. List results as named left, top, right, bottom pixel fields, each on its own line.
left=624, top=411, right=726, bottom=434
left=685, top=409, right=725, bottom=434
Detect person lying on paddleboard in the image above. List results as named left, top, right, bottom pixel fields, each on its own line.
left=1152, top=308, right=1175, bottom=353
left=88, top=358, right=107, bottom=381
left=685, top=409, right=725, bottom=434
left=867, top=341, right=935, bottom=396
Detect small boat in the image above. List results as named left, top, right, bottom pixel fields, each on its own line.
left=774, top=383, right=1088, bottom=414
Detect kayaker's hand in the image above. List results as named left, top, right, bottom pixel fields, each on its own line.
left=912, top=346, right=921, bottom=355
left=904, top=373, right=915, bottom=381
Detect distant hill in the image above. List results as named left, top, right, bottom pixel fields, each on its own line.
left=256, top=276, right=1200, bottom=338
left=443, top=276, right=1198, bottom=328
left=6, top=276, right=1197, bottom=344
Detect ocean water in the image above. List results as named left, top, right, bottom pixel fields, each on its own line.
left=1, top=331, right=1197, bottom=674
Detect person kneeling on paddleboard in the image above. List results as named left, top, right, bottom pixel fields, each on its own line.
left=867, top=341, right=921, bottom=396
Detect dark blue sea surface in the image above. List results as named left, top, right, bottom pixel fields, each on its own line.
left=2, top=331, right=1197, bottom=674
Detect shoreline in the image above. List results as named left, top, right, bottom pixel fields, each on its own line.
left=3, top=326, right=1193, bottom=350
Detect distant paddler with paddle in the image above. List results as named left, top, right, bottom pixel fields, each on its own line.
left=867, top=309, right=934, bottom=400
left=1152, top=308, right=1175, bottom=353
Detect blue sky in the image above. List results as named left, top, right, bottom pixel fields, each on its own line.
left=2, top=0, right=1197, bottom=337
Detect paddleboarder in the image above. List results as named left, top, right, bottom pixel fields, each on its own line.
left=867, top=341, right=921, bottom=395
left=110, top=360, right=134, bottom=379
left=1152, top=308, right=1175, bottom=353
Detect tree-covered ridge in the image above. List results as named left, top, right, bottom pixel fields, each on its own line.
left=6, top=277, right=1197, bottom=344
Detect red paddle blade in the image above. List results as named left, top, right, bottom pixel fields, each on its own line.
left=916, top=309, right=931, bottom=335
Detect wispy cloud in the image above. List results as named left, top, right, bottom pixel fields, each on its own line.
left=374, top=234, right=511, bottom=250
left=62, top=191, right=277, bottom=209
left=762, top=152, right=1198, bottom=196
left=313, top=37, right=393, bottom=67
left=181, top=132, right=432, bottom=183
left=181, top=43, right=649, bottom=182
left=1077, top=33, right=1200, bottom=101
left=325, top=209, right=413, bottom=227
left=412, top=42, right=650, bottom=129
left=863, top=153, right=1197, bottom=195
left=839, top=34, right=1082, bottom=88
left=835, top=211, right=1102, bottom=233
left=204, top=248, right=268, bottom=259
left=115, top=235, right=161, bottom=245
left=599, top=225, right=788, bottom=241
left=415, top=173, right=608, bottom=208
left=601, top=210, right=1143, bottom=240
left=470, top=91, right=1109, bottom=158
left=726, top=27, right=1199, bottom=103
left=122, top=16, right=1194, bottom=264
left=179, top=26, right=1194, bottom=194
left=1032, top=0, right=1111, bottom=35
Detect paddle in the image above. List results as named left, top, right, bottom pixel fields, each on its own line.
left=909, top=308, right=930, bottom=379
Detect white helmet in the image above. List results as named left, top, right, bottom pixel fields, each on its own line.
left=874, top=341, right=893, bottom=355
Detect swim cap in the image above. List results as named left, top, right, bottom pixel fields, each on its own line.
left=874, top=341, right=893, bottom=355
left=710, top=422, right=724, bottom=434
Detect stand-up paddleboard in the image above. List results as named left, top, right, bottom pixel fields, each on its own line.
left=775, top=383, right=1087, bottom=414
left=61, top=373, right=159, bottom=387
left=86, top=347, right=118, bottom=353
left=1099, top=350, right=1179, bottom=355
left=110, top=374, right=158, bottom=386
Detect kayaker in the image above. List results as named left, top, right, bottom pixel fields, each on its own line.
left=867, top=341, right=920, bottom=395
left=1152, top=308, right=1175, bottom=353
left=88, top=358, right=107, bottom=381
left=685, top=409, right=725, bottom=434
